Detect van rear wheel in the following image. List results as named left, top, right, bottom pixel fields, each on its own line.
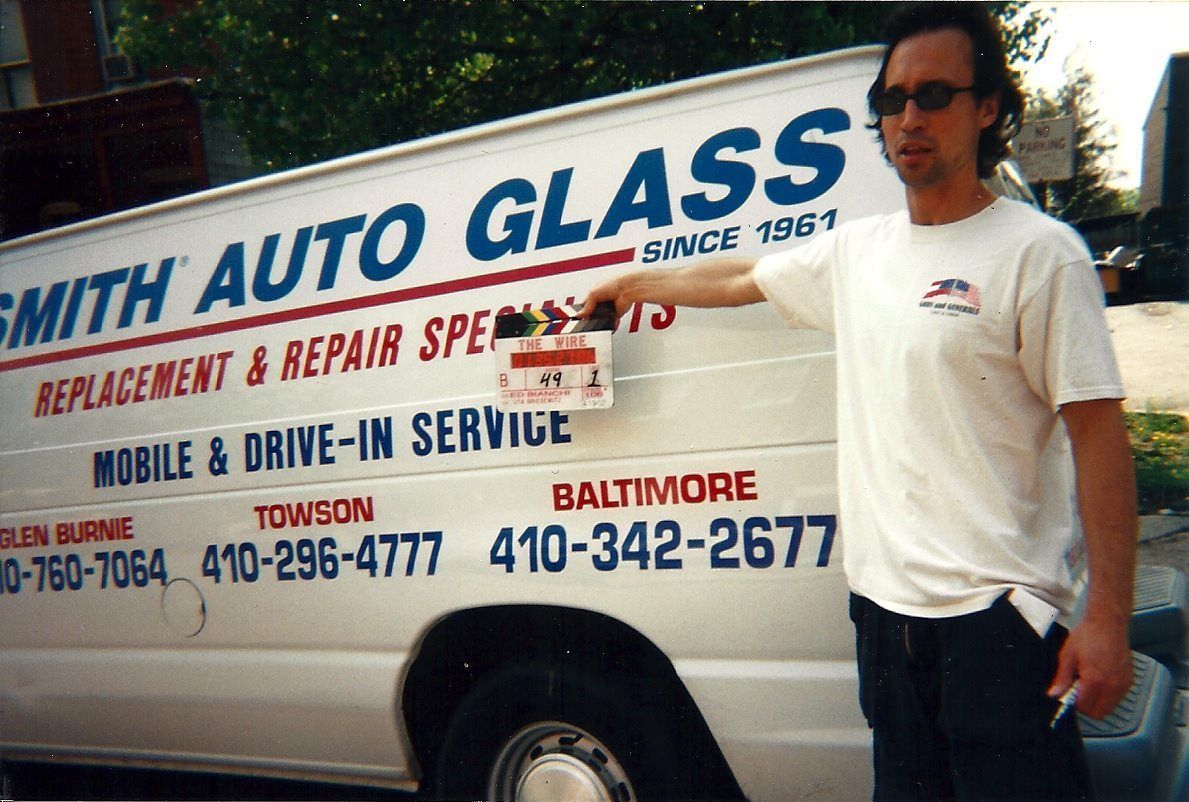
left=428, top=663, right=710, bottom=801
left=488, top=720, right=634, bottom=801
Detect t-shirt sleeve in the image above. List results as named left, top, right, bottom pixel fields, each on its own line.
left=753, top=228, right=840, bottom=333
left=1018, top=258, right=1125, bottom=412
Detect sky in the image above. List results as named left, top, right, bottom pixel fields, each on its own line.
left=1021, top=1, right=1189, bottom=189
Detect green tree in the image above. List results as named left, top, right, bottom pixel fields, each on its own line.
left=994, top=0, right=1052, bottom=75
left=117, top=1, right=887, bottom=170
left=117, top=1, right=1049, bottom=172
left=1025, top=64, right=1136, bottom=221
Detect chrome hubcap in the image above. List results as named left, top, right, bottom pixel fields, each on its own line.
left=488, top=721, right=635, bottom=802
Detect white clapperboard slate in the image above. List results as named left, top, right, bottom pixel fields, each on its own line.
left=494, top=303, right=615, bottom=411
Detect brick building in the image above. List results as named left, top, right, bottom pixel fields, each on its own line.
left=0, top=0, right=255, bottom=241
left=1137, top=52, right=1188, bottom=298
left=1139, top=52, right=1188, bottom=215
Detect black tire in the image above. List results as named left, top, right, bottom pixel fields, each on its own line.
left=427, top=661, right=726, bottom=801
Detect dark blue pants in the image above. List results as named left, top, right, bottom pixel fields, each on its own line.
left=849, top=592, right=1093, bottom=800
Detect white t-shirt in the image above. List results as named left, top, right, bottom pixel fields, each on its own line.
left=754, top=199, right=1124, bottom=619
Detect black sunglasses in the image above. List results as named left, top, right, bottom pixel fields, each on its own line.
left=872, top=82, right=976, bottom=116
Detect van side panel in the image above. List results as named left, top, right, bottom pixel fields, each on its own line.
left=0, top=49, right=902, bottom=798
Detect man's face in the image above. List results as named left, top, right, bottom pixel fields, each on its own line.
left=879, top=28, right=999, bottom=190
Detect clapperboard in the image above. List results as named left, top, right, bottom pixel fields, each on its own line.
left=494, top=303, right=615, bottom=411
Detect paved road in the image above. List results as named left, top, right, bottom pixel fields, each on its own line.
left=1106, top=301, right=1189, bottom=416
left=2, top=761, right=413, bottom=801
left=1138, top=515, right=1189, bottom=575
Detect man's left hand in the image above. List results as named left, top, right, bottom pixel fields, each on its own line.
left=1048, top=614, right=1133, bottom=719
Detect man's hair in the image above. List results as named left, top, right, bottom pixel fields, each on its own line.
left=866, top=2, right=1024, bottom=179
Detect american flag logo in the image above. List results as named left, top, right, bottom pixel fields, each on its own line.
left=923, top=278, right=981, bottom=309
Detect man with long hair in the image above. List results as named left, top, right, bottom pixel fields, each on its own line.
left=583, top=4, right=1135, bottom=798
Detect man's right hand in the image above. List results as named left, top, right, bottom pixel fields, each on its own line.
left=580, top=275, right=634, bottom=322
left=579, top=257, right=764, bottom=321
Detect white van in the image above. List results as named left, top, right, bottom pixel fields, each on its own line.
left=1, top=46, right=1184, bottom=800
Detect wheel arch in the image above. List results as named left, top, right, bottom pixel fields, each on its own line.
left=400, top=604, right=742, bottom=797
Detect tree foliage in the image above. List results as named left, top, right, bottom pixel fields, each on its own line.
left=1026, top=64, right=1136, bottom=221
left=117, top=1, right=1048, bottom=172
left=117, top=0, right=885, bottom=170
left=993, top=0, right=1051, bottom=76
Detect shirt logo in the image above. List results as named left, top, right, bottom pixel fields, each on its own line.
left=920, top=278, right=981, bottom=316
